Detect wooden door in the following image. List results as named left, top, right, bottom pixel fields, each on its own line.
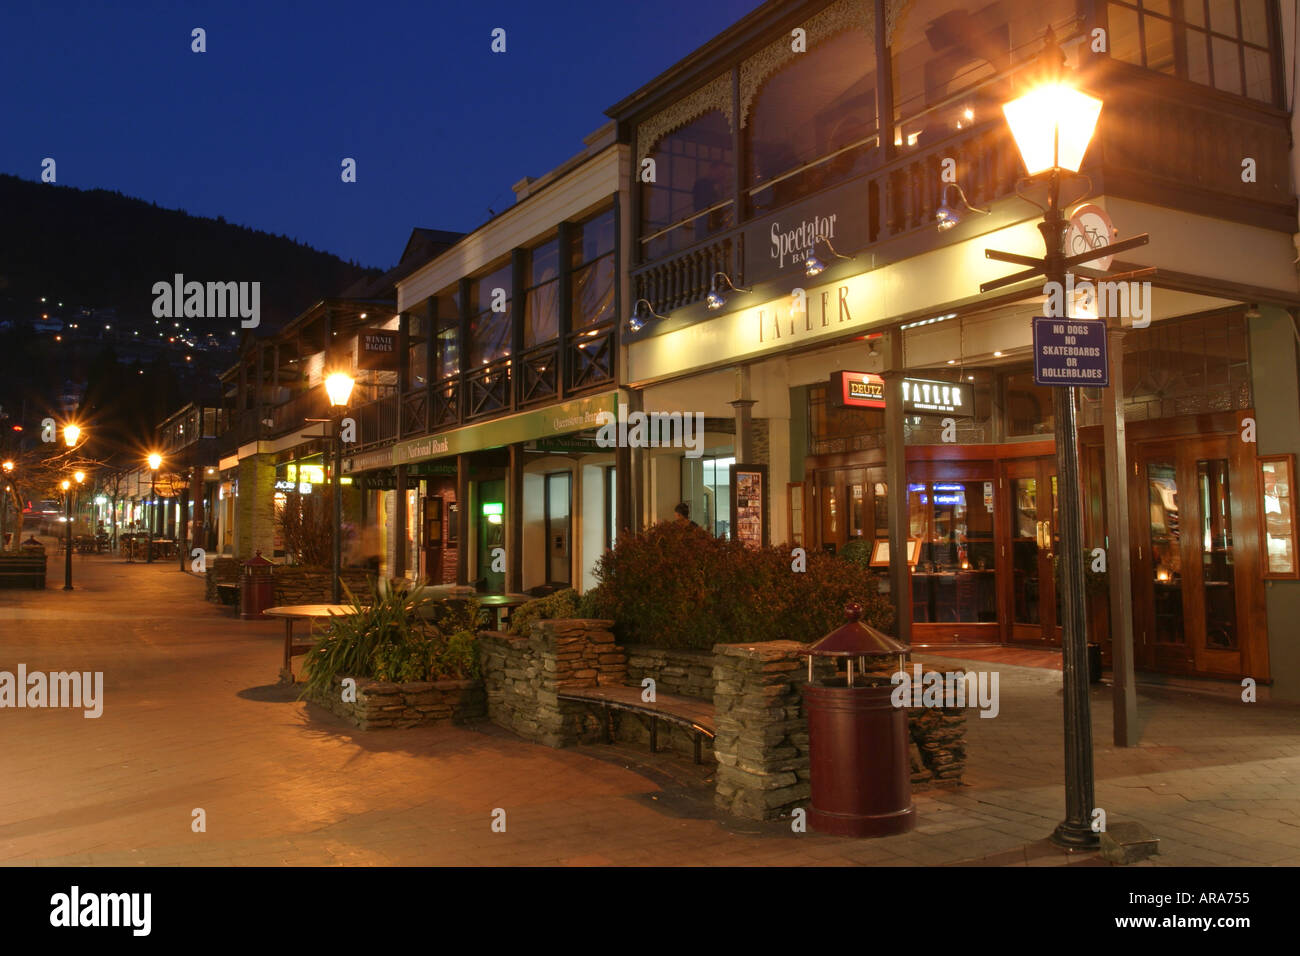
left=422, top=496, right=445, bottom=584
left=1003, top=457, right=1062, bottom=645
left=1130, top=437, right=1246, bottom=676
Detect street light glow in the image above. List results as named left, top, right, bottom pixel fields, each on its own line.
left=325, top=372, right=355, bottom=408
left=1002, top=82, right=1102, bottom=176
left=63, top=424, right=81, bottom=447
left=148, top=453, right=162, bottom=470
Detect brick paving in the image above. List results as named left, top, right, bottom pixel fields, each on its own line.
left=1, top=545, right=1297, bottom=866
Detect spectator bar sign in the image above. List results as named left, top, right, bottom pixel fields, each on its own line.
left=1032, top=317, right=1109, bottom=387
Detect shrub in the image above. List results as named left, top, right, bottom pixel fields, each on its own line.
left=508, top=588, right=581, bottom=635
left=589, top=521, right=893, bottom=650
left=838, top=538, right=873, bottom=570
left=300, top=578, right=482, bottom=698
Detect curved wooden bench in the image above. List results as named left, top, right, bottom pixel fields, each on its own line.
left=557, top=684, right=715, bottom=764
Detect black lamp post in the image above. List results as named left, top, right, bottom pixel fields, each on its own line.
left=61, top=479, right=73, bottom=591
left=324, top=372, right=355, bottom=604
left=147, top=453, right=161, bottom=563
left=981, top=31, right=1147, bottom=849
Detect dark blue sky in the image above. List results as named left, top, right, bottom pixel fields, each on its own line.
left=2, top=0, right=764, bottom=269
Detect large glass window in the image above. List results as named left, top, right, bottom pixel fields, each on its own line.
left=640, top=110, right=734, bottom=259
left=432, top=285, right=460, bottom=381
left=524, top=238, right=560, bottom=347
left=909, top=479, right=997, bottom=623
left=571, top=209, right=616, bottom=331
left=1003, top=369, right=1057, bottom=437
left=1107, top=0, right=1278, bottom=103
left=890, top=0, right=1081, bottom=151
left=746, top=28, right=878, bottom=215
left=468, top=261, right=512, bottom=368
left=681, top=454, right=735, bottom=538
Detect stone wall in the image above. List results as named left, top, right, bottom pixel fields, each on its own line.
left=712, top=641, right=834, bottom=821
left=205, top=556, right=240, bottom=602
left=306, top=676, right=485, bottom=730
left=271, top=566, right=374, bottom=605
left=204, top=561, right=373, bottom=606
left=480, top=619, right=626, bottom=748
left=623, top=645, right=714, bottom=701
left=909, top=707, right=967, bottom=787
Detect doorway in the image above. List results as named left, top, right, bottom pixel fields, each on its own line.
left=1131, top=438, right=1244, bottom=676
left=544, top=472, right=572, bottom=586
left=476, top=479, right=505, bottom=593
left=1003, top=457, right=1062, bottom=645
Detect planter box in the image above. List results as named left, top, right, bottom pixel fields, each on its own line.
left=305, top=676, right=486, bottom=730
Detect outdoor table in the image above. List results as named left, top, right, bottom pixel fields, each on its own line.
left=476, top=593, right=532, bottom=631
left=263, top=604, right=359, bottom=681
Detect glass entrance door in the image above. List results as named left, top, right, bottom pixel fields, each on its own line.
left=1004, top=457, right=1062, bottom=644
left=1132, top=438, right=1243, bottom=676
left=545, top=472, right=571, bottom=586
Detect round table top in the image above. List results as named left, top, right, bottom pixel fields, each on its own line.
left=475, top=593, right=533, bottom=607
left=263, top=604, right=359, bottom=619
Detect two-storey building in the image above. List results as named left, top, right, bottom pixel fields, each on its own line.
left=609, top=0, right=1300, bottom=694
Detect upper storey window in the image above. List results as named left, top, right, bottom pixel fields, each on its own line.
left=639, top=109, right=734, bottom=260
left=1107, top=0, right=1278, bottom=103
left=745, top=27, right=878, bottom=216
left=890, top=0, right=1081, bottom=152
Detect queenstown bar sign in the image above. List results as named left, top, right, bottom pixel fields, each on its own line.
left=358, top=330, right=398, bottom=370
left=1032, top=317, right=1109, bottom=386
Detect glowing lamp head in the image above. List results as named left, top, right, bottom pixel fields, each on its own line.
left=1002, top=82, right=1102, bottom=175
left=147, top=453, right=162, bottom=471
left=61, top=479, right=70, bottom=491
left=804, top=254, right=826, bottom=277
left=63, top=424, right=81, bottom=447
left=2, top=461, right=12, bottom=473
left=935, top=200, right=960, bottom=231
left=74, top=471, right=85, bottom=484
left=325, top=372, right=355, bottom=408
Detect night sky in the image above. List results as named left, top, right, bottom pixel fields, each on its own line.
left=1, top=0, right=765, bottom=269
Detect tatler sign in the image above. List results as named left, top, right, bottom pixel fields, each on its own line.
left=829, top=372, right=974, bottom=416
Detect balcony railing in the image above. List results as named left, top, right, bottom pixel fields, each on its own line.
left=632, top=69, right=1295, bottom=316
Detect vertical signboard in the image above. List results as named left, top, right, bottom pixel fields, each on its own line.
left=731, top=464, right=768, bottom=549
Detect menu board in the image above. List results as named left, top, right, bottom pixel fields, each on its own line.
left=1260, top=455, right=1298, bottom=578
left=731, top=465, right=768, bottom=549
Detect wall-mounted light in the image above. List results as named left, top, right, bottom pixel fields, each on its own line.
left=935, top=183, right=991, bottom=231
left=706, top=272, right=751, bottom=311
left=628, top=298, right=668, bottom=333
left=804, top=238, right=854, bottom=277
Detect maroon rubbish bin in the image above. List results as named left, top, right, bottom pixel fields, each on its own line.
left=240, top=551, right=276, bottom=620
left=802, top=604, right=915, bottom=838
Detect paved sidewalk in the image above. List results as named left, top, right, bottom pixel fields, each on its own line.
left=0, top=549, right=1296, bottom=866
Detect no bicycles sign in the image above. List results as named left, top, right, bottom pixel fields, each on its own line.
left=1065, top=203, right=1117, bottom=271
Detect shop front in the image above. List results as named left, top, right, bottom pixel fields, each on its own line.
left=343, top=390, right=621, bottom=593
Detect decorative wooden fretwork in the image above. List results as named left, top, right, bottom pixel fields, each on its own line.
left=739, top=0, right=874, bottom=128
left=636, top=73, right=734, bottom=164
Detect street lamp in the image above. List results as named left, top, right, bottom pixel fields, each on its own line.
left=63, top=424, right=80, bottom=448
left=325, top=372, right=355, bottom=604
left=147, top=452, right=162, bottom=564
left=61, top=477, right=76, bottom=590
left=992, top=29, right=1105, bottom=849
left=1, top=461, right=12, bottom=552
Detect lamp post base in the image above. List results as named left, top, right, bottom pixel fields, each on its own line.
left=1050, top=820, right=1101, bottom=849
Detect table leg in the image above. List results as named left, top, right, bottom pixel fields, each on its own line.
left=283, top=619, right=294, bottom=674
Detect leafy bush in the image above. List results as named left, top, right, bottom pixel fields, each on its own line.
left=588, top=521, right=894, bottom=650
left=508, top=588, right=581, bottom=635
left=300, top=578, right=481, bottom=698
left=838, top=538, right=873, bottom=570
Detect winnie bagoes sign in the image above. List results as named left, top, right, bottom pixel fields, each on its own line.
left=1032, top=317, right=1109, bottom=387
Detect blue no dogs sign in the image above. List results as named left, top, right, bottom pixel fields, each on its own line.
left=1032, top=317, right=1109, bottom=387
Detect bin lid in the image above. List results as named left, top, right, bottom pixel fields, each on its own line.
left=243, top=550, right=276, bottom=568
left=806, top=603, right=907, bottom=658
